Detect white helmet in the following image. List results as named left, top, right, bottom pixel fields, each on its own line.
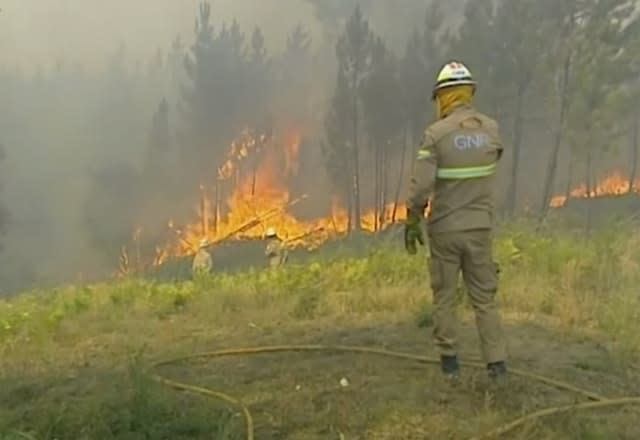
left=432, top=61, right=476, bottom=99
left=265, top=227, right=277, bottom=238
left=199, top=238, right=210, bottom=248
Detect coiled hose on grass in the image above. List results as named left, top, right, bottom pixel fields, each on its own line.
left=147, top=344, right=640, bottom=440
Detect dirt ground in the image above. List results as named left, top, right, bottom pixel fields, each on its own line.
left=151, top=315, right=640, bottom=440
left=2, top=308, right=639, bottom=439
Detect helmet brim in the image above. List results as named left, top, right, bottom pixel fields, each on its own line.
left=431, top=80, right=477, bottom=100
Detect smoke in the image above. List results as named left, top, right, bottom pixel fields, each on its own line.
left=0, top=0, right=320, bottom=70
left=0, top=0, right=465, bottom=294
left=0, top=1, right=324, bottom=293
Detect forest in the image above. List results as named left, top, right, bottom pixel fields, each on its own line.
left=1, top=0, right=640, bottom=292
left=4, top=3, right=640, bottom=439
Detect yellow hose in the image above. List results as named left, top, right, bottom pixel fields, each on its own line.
left=469, top=397, right=640, bottom=440
left=148, top=344, right=635, bottom=439
left=152, top=374, right=255, bottom=440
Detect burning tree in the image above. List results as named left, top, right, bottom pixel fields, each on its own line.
left=157, top=128, right=334, bottom=262
left=323, top=5, right=374, bottom=231
left=180, top=2, right=258, bottom=188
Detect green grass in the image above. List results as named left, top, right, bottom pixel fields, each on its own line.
left=2, top=221, right=640, bottom=439
left=3, top=223, right=640, bottom=355
left=0, top=354, right=238, bottom=440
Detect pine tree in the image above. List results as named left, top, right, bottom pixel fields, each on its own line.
left=537, top=0, right=583, bottom=223
left=181, top=3, right=249, bottom=184
left=278, top=25, right=313, bottom=128
left=400, top=2, right=448, bottom=144
left=181, top=1, right=217, bottom=177
left=333, top=5, right=374, bottom=230
left=452, top=0, right=560, bottom=215
left=361, top=37, right=403, bottom=229
left=323, top=67, right=354, bottom=229
left=565, top=0, right=640, bottom=203
left=495, top=0, right=553, bottom=215
left=394, top=3, right=450, bottom=221
left=533, top=0, right=640, bottom=224
left=449, top=0, right=499, bottom=115
left=246, top=27, right=272, bottom=134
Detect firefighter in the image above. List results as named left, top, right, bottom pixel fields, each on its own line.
left=404, top=61, right=507, bottom=383
left=192, top=238, right=213, bottom=277
left=264, top=227, right=288, bottom=268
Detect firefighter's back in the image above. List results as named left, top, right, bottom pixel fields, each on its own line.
left=427, top=105, right=503, bottom=234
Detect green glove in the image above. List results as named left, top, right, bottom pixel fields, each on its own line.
left=404, top=207, right=425, bottom=255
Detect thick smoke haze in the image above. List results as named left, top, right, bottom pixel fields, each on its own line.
left=0, top=1, right=445, bottom=293
left=0, top=0, right=319, bottom=70
left=2, top=0, right=634, bottom=295
left=0, top=1, right=463, bottom=70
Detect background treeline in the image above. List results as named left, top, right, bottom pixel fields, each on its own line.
left=1, top=0, right=639, bottom=293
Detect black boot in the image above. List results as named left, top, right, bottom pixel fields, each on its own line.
left=441, top=355, right=460, bottom=376
left=487, top=361, right=507, bottom=385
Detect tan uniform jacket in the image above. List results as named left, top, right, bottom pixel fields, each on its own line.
left=407, top=104, right=504, bottom=233
left=192, top=249, right=213, bottom=274
left=265, top=238, right=288, bottom=267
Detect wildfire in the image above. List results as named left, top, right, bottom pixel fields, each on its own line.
left=150, top=123, right=639, bottom=269
left=549, top=170, right=638, bottom=207
left=154, top=128, right=406, bottom=265
left=217, top=128, right=266, bottom=180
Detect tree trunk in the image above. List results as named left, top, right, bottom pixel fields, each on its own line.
left=200, top=185, right=208, bottom=236
left=353, top=173, right=360, bottom=229
left=377, top=152, right=381, bottom=231
left=380, top=144, right=389, bottom=228
left=538, top=51, right=572, bottom=226
left=213, top=179, right=220, bottom=233
left=352, top=129, right=362, bottom=232
left=345, top=176, right=353, bottom=232
left=629, top=109, right=639, bottom=192
left=586, top=149, right=593, bottom=199
left=251, top=162, right=258, bottom=196
left=392, top=127, right=409, bottom=222
left=506, top=84, right=526, bottom=216
left=585, top=149, right=594, bottom=238
left=564, top=144, right=573, bottom=201
left=374, top=143, right=380, bottom=231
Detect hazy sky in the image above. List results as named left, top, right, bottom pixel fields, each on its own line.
left=0, top=0, right=319, bottom=70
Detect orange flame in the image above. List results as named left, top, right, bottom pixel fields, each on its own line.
left=549, top=170, right=638, bottom=207
left=152, top=128, right=639, bottom=267
left=153, top=127, right=406, bottom=265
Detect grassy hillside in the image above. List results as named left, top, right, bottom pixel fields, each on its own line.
left=2, top=222, right=640, bottom=439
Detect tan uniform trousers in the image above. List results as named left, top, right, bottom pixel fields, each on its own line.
left=428, top=229, right=506, bottom=364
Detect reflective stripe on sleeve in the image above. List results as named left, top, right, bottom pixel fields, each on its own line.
left=416, top=149, right=432, bottom=160
left=436, top=162, right=496, bottom=179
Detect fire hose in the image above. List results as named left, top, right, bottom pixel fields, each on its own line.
left=10, top=344, right=640, bottom=439
left=145, top=344, right=640, bottom=440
